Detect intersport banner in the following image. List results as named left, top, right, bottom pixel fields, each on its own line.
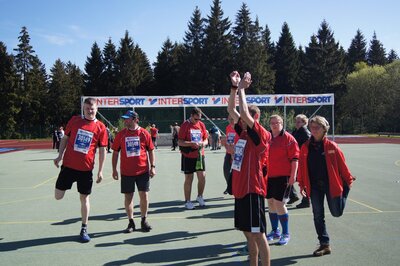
left=83, top=94, right=334, bottom=108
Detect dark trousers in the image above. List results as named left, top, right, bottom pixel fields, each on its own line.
left=310, top=185, right=350, bottom=245
left=223, top=153, right=232, bottom=185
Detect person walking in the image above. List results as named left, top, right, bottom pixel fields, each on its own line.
left=266, top=115, right=299, bottom=246
left=178, top=108, right=208, bottom=210
left=171, top=122, right=180, bottom=151
left=112, top=110, right=155, bottom=233
left=298, top=115, right=355, bottom=256
left=150, top=124, right=159, bottom=149
left=291, top=114, right=311, bottom=208
left=228, top=71, right=271, bottom=266
left=53, top=97, right=107, bottom=243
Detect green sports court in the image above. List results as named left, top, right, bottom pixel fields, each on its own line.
left=0, top=140, right=399, bottom=265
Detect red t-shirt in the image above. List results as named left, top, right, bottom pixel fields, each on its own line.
left=268, top=130, right=299, bottom=177
left=178, top=119, right=208, bottom=159
left=232, top=121, right=271, bottom=199
left=63, top=116, right=108, bottom=171
left=112, top=127, right=154, bottom=176
left=224, top=124, right=239, bottom=155
left=150, top=127, right=158, bottom=138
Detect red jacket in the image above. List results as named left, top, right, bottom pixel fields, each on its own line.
left=298, top=137, right=354, bottom=198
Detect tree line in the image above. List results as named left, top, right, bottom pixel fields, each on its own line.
left=0, top=0, right=399, bottom=138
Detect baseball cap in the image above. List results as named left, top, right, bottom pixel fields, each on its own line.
left=121, top=110, right=139, bottom=119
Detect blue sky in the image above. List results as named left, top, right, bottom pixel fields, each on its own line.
left=1, top=0, right=399, bottom=72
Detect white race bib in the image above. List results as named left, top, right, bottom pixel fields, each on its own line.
left=232, top=139, right=247, bottom=171
left=73, top=129, right=94, bottom=154
left=190, top=129, right=202, bottom=143
left=125, top=136, right=140, bottom=157
left=227, top=132, right=236, bottom=145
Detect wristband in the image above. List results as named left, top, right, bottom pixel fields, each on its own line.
left=151, top=165, right=156, bottom=168
left=231, top=85, right=238, bottom=89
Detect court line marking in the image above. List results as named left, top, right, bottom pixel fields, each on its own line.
left=32, top=176, right=57, bottom=188
left=0, top=195, right=53, bottom=206
left=348, top=198, right=383, bottom=212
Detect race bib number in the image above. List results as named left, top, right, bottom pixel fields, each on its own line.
left=227, top=133, right=236, bottom=145
left=74, top=129, right=94, bottom=154
left=232, top=139, right=247, bottom=171
left=125, top=136, right=140, bottom=157
left=190, top=129, right=202, bottom=143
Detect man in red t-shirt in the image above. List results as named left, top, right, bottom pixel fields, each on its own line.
left=228, top=71, right=271, bottom=266
left=222, top=115, right=239, bottom=194
left=178, top=108, right=208, bottom=210
left=112, top=110, right=156, bottom=233
left=53, top=97, right=108, bottom=243
left=149, top=124, right=159, bottom=149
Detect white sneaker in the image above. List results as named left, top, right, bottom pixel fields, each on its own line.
left=196, top=196, right=206, bottom=207
left=185, top=201, right=195, bottom=210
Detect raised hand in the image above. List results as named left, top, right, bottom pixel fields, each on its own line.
left=240, top=72, right=252, bottom=89
left=230, top=71, right=241, bottom=87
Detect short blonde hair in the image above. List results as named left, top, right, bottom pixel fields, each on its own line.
left=295, top=114, right=308, bottom=125
left=309, top=115, right=330, bottom=134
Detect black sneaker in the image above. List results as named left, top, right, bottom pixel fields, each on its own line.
left=296, top=199, right=310, bottom=208
left=141, top=220, right=152, bottom=232
left=80, top=228, right=91, bottom=243
left=124, top=222, right=135, bottom=233
left=287, top=195, right=300, bottom=205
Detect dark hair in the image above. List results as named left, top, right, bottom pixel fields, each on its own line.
left=84, top=97, right=97, bottom=105
left=191, top=108, right=201, bottom=116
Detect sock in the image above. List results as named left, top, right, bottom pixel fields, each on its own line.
left=141, top=217, right=146, bottom=222
left=129, top=218, right=134, bottom=224
left=269, top=213, right=279, bottom=231
left=81, top=224, right=87, bottom=231
left=278, top=213, right=289, bottom=235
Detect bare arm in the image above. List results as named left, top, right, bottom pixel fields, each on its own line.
left=289, top=160, right=299, bottom=186
left=238, top=72, right=254, bottom=128
left=96, top=146, right=106, bottom=183
left=112, top=150, right=119, bottom=180
left=227, top=71, right=240, bottom=123
left=148, top=149, right=156, bottom=177
left=53, top=135, right=69, bottom=168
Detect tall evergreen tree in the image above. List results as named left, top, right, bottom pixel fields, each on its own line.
left=367, top=32, right=387, bottom=66
left=387, top=49, right=399, bottom=63
left=262, top=24, right=276, bottom=67
left=180, top=6, right=205, bottom=94
left=153, top=38, right=182, bottom=95
left=65, top=62, right=84, bottom=115
left=134, top=44, right=154, bottom=95
left=347, top=29, right=367, bottom=72
left=13, top=26, right=35, bottom=90
left=202, top=0, right=233, bottom=94
left=84, top=42, right=104, bottom=95
left=102, top=38, right=118, bottom=95
left=116, top=31, right=137, bottom=95
left=274, top=22, right=299, bottom=93
left=0, top=42, right=19, bottom=138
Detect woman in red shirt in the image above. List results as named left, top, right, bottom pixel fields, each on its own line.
left=297, top=116, right=355, bottom=256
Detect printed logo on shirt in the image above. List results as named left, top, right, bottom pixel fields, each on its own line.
left=74, top=129, right=94, bottom=154
left=190, top=129, right=202, bottom=143
left=125, top=136, right=140, bottom=157
left=232, top=139, right=247, bottom=171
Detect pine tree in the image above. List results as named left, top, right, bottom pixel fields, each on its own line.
left=84, top=42, right=104, bottom=95
left=180, top=6, right=205, bottom=94
left=202, top=0, right=233, bottom=94
left=153, top=38, right=182, bottom=95
left=347, top=29, right=367, bottom=72
left=387, top=49, right=399, bottom=63
left=116, top=31, right=137, bottom=95
left=262, top=24, right=275, bottom=67
left=274, top=22, right=299, bottom=93
left=102, top=38, right=118, bottom=95
left=134, top=44, right=154, bottom=95
left=367, top=32, right=387, bottom=66
left=0, top=42, right=19, bottom=138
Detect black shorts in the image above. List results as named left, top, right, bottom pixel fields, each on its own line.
left=55, top=166, right=93, bottom=195
left=266, top=176, right=289, bottom=201
left=181, top=155, right=205, bottom=174
left=121, top=172, right=150, bottom=193
left=235, top=193, right=267, bottom=233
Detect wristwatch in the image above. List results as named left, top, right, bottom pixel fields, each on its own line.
left=151, top=165, right=156, bottom=168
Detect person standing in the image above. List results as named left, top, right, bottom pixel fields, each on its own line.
left=56, top=126, right=64, bottom=151
left=228, top=71, right=271, bottom=266
left=222, top=115, right=239, bottom=194
left=112, top=110, right=155, bottom=233
left=266, top=115, right=299, bottom=246
left=106, top=125, right=114, bottom=153
left=178, top=108, right=208, bottom=210
left=53, top=97, right=107, bottom=243
left=171, top=122, right=180, bottom=151
left=291, top=114, right=311, bottom=208
left=298, top=115, right=354, bottom=256
left=150, top=124, right=159, bottom=149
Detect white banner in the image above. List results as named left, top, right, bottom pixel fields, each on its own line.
left=82, top=94, right=334, bottom=108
